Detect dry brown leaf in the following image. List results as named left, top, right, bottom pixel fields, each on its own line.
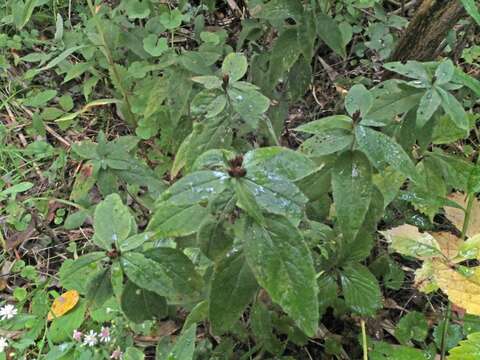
left=444, top=192, right=480, bottom=238
left=47, top=290, right=79, bottom=321
left=433, top=260, right=480, bottom=316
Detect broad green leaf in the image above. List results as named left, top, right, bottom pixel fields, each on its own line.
left=435, top=59, right=455, bottom=85
left=191, top=90, right=226, bottom=118
left=432, top=114, right=470, bottom=145
left=191, top=75, right=222, bottom=89
left=295, top=115, right=353, bottom=134
left=124, top=0, right=151, bottom=19
left=340, top=263, right=382, bottom=316
left=243, top=146, right=316, bottom=181
left=429, top=149, right=473, bottom=191
left=287, top=56, right=312, bottom=101
left=433, top=317, right=464, bottom=351
left=147, top=202, right=209, bottom=238
left=222, top=53, right=248, bottom=82
left=380, top=224, right=441, bottom=258
left=63, top=62, right=92, bottom=83
left=268, top=29, right=301, bottom=90
left=121, top=280, right=167, bottom=323
left=370, top=341, right=430, bottom=360
left=364, top=81, right=423, bottom=125
left=395, top=311, right=429, bottom=344
left=160, top=8, right=183, bottom=30
left=197, top=217, right=233, bottom=261
left=166, top=324, right=196, bottom=360
left=373, top=167, right=406, bottom=208
left=13, top=0, right=39, bottom=29
left=242, top=166, right=308, bottom=225
left=229, top=86, right=270, bottom=128
left=251, top=302, right=284, bottom=354
left=183, top=301, right=208, bottom=331
left=332, top=151, right=372, bottom=242
left=143, top=34, right=168, bottom=57
left=119, top=232, right=152, bottom=252
left=437, top=87, right=469, bottom=131
left=316, top=13, right=346, bottom=58
left=243, top=215, right=319, bottom=336
left=58, top=253, right=106, bottom=292
left=460, top=0, right=480, bottom=26
left=355, top=126, right=420, bottom=183
left=383, top=61, right=429, bottom=81
left=48, top=300, right=87, bottom=343
left=93, top=194, right=134, bottom=250
left=299, top=130, right=353, bottom=156
left=417, top=88, right=441, bottom=128
left=121, top=249, right=203, bottom=302
left=345, top=84, right=373, bottom=117
left=23, top=90, right=57, bottom=107
left=209, top=253, right=258, bottom=334
left=0, top=182, right=34, bottom=197
left=124, top=347, right=145, bottom=360
left=86, top=269, right=112, bottom=309
left=452, top=68, right=480, bottom=97
left=234, top=180, right=265, bottom=224
left=252, top=0, right=304, bottom=23
left=159, top=170, right=229, bottom=206
left=448, top=331, right=480, bottom=360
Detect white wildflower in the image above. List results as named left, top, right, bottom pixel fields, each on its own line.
left=0, top=304, right=17, bottom=320
left=83, top=330, right=98, bottom=347
left=0, top=337, right=8, bottom=352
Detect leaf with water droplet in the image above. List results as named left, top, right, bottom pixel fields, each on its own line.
left=355, top=126, right=421, bottom=184
left=437, top=87, right=469, bottom=131
left=332, top=151, right=373, bottom=242
left=147, top=202, right=209, bottom=239
left=345, top=84, right=373, bottom=117
left=209, top=252, right=258, bottom=334
left=242, top=215, right=319, bottom=336
left=340, top=263, right=382, bottom=316
left=434, top=59, right=454, bottom=85
left=416, top=88, right=441, bottom=128
left=222, top=52, right=248, bottom=82
left=94, top=194, right=135, bottom=250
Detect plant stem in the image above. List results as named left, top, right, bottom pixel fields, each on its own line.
left=440, top=302, right=451, bottom=360
left=461, top=192, right=474, bottom=240
left=361, top=319, right=368, bottom=360
left=265, top=116, right=280, bottom=146
left=86, top=0, right=136, bottom=126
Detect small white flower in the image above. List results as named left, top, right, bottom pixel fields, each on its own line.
left=0, top=337, right=8, bottom=352
left=83, top=330, right=98, bottom=347
left=0, top=304, right=17, bottom=320
left=99, top=326, right=111, bottom=343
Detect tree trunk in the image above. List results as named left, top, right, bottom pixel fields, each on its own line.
left=389, top=0, right=466, bottom=62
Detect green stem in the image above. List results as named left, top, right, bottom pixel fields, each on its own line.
left=440, top=302, right=451, bottom=360
left=361, top=319, right=368, bottom=360
left=86, top=0, right=136, bottom=126
left=265, top=116, right=280, bottom=146
left=461, top=193, right=474, bottom=240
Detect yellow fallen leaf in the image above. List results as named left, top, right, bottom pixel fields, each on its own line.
left=380, top=224, right=441, bottom=259
left=433, top=260, right=480, bottom=316
left=47, top=290, right=79, bottom=321
left=430, top=231, right=464, bottom=260
left=444, top=192, right=480, bottom=238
